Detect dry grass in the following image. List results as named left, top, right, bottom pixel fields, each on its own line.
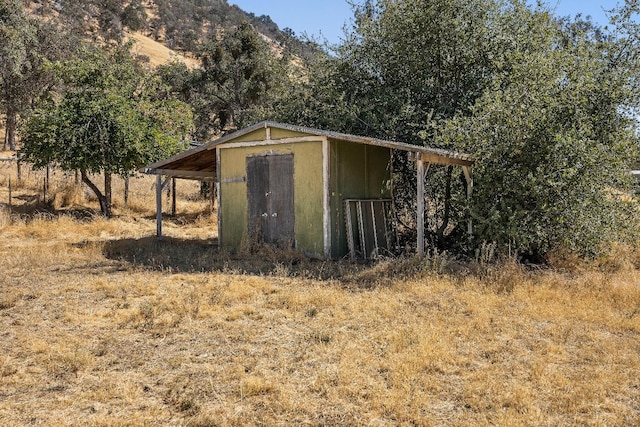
left=127, top=32, right=200, bottom=69
left=0, top=170, right=639, bottom=426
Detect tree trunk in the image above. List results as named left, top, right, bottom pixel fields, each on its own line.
left=104, top=172, right=112, bottom=218
left=81, top=170, right=112, bottom=218
left=4, top=109, right=17, bottom=151
left=124, top=176, right=129, bottom=207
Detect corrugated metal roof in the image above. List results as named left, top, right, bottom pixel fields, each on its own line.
left=141, top=121, right=473, bottom=180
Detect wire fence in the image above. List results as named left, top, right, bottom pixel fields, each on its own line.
left=0, top=158, right=207, bottom=216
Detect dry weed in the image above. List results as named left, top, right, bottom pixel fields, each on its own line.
left=0, top=180, right=639, bottom=426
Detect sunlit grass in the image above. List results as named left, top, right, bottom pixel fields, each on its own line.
left=0, top=169, right=638, bottom=425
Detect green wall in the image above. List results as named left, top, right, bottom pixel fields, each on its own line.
left=219, top=140, right=325, bottom=257
left=329, top=140, right=392, bottom=258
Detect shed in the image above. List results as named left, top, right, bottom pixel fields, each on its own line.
left=143, top=121, right=473, bottom=259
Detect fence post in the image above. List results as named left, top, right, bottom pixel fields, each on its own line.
left=8, top=176, right=12, bottom=214
left=124, top=176, right=129, bottom=207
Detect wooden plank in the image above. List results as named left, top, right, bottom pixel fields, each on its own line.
left=356, top=201, right=366, bottom=259
left=144, top=168, right=217, bottom=181
left=417, top=160, right=425, bottom=257
left=322, top=138, right=331, bottom=258
left=218, top=136, right=322, bottom=149
left=216, top=147, right=222, bottom=249
left=344, top=201, right=356, bottom=260
left=371, top=201, right=379, bottom=252
left=156, top=174, right=163, bottom=239
left=220, top=176, right=246, bottom=184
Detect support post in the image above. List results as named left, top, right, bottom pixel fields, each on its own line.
left=8, top=177, right=12, bottom=214
left=156, top=174, right=163, bottom=239
left=124, top=176, right=129, bottom=207
left=462, top=166, right=473, bottom=241
left=416, top=157, right=426, bottom=257
left=171, top=178, right=177, bottom=215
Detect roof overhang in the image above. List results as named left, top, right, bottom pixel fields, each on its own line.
left=141, top=121, right=473, bottom=180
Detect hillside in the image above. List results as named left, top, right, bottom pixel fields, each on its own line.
left=27, top=0, right=317, bottom=61
left=126, top=32, right=199, bottom=68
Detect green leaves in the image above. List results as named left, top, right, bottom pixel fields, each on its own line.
left=20, top=44, right=193, bottom=216
left=279, top=0, right=640, bottom=259
left=436, top=3, right=640, bottom=257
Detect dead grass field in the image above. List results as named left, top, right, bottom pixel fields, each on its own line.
left=0, top=165, right=639, bottom=426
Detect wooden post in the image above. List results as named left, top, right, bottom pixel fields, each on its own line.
left=44, top=165, right=50, bottom=203
left=16, top=160, right=21, bottom=182
left=171, top=178, right=176, bottom=215
left=104, top=173, right=112, bottom=217
left=8, top=177, right=12, bottom=214
left=124, top=176, right=129, bottom=207
left=462, top=166, right=473, bottom=241
left=417, top=158, right=425, bottom=257
left=156, top=174, right=163, bottom=238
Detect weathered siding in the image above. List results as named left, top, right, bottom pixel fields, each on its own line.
left=329, top=140, right=392, bottom=258
left=218, top=140, right=325, bottom=257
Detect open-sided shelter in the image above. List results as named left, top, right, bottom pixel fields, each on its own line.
left=143, top=121, right=473, bottom=259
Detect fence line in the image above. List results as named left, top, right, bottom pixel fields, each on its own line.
left=0, top=159, right=205, bottom=213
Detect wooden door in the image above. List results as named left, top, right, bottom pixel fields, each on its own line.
left=246, top=153, right=294, bottom=247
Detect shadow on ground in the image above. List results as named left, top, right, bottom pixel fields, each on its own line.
left=1, top=199, right=99, bottom=221
left=102, top=236, right=428, bottom=286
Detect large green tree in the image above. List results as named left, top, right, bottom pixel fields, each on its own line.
left=20, top=43, right=193, bottom=217
left=158, top=22, right=287, bottom=141
left=435, top=2, right=640, bottom=258
left=0, top=0, right=68, bottom=150
left=277, top=0, right=640, bottom=259
left=276, top=0, right=508, bottom=251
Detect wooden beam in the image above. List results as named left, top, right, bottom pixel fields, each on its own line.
left=145, top=168, right=217, bottom=181
left=217, top=136, right=323, bottom=149
left=216, top=147, right=222, bottom=249
left=171, top=178, right=177, bottom=216
left=416, top=160, right=430, bottom=257
left=463, top=165, right=473, bottom=240
left=156, top=174, right=163, bottom=239
left=322, top=137, right=331, bottom=258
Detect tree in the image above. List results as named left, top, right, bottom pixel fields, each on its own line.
left=0, top=0, right=65, bottom=150
left=277, top=0, right=640, bottom=259
left=438, top=2, right=640, bottom=258
left=20, top=43, right=193, bottom=217
left=191, top=21, right=287, bottom=139
left=276, top=0, right=505, bottom=251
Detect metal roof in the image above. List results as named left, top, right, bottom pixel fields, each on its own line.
left=141, top=121, right=473, bottom=180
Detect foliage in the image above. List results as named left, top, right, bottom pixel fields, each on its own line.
left=20, top=43, right=193, bottom=217
left=0, top=0, right=70, bottom=150
left=276, top=0, right=640, bottom=260
left=275, top=0, right=508, bottom=251
left=158, top=22, right=288, bottom=141
left=436, top=2, right=640, bottom=258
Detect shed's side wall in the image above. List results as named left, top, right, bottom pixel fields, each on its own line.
left=219, top=140, right=324, bottom=257
left=330, top=140, right=392, bottom=258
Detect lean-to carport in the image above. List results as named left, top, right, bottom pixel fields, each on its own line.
left=142, top=121, right=473, bottom=257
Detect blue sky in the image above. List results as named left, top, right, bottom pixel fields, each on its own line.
left=230, top=1, right=626, bottom=45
